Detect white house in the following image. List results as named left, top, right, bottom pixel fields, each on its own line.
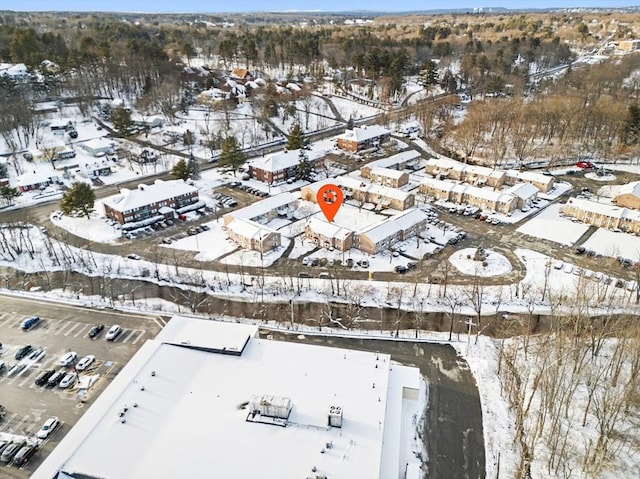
left=82, top=138, right=115, bottom=157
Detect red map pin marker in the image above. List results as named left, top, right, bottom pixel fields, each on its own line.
left=317, top=183, right=343, bottom=223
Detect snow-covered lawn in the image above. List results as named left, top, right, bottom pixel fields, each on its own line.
left=582, top=228, right=640, bottom=260
left=585, top=172, right=616, bottom=181
left=327, top=95, right=384, bottom=120
left=219, top=241, right=289, bottom=268
left=165, top=218, right=238, bottom=261
left=288, top=236, right=317, bottom=259
left=516, top=203, right=590, bottom=246
left=51, top=205, right=121, bottom=243
left=449, top=248, right=512, bottom=277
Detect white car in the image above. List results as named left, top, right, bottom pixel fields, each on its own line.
left=127, top=253, right=141, bottom=260
left=59, top=372, right=77, bottom=389
left=57, top=351, right=77, bottom=367
left=106, top=325, right=122, bottom=341
left=36, top=416, right=59, bottom=439
left=76, top=355, right=95, bottom=372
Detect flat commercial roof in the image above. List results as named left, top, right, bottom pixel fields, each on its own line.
left=33, top=317, right=420, bottom=479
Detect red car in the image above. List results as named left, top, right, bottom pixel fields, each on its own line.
left=576, top=161, right=595, bottom=169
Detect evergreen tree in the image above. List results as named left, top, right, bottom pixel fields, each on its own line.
left=287, top=124, right=306, bottom=150
left=419, top=59, right=439, bottom=90
left=187, top=154, right=201, bottom=180
left=171, top=159, right=190, bottom=180
left=218, top=136, right=247, bottom=176
left=346, top=116, right=355, bottom=130
left=295, top=149, right=315, bottom=182
left=0, top=185, right=19, bottom=206
left=111, top=105, right=133, bottom=136
left=0, top=162, right=8, bottom=178
left=60, top=182, right=95, bottom=219
left=626, top=104, right=640, bottom=145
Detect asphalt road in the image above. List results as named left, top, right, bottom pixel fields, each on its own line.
left=0, top=294, right=164, bottom=478
left=264, top=331, right=486, bottom=479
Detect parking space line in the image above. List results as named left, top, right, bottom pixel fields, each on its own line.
left=9, top=414, right=30, bottom=433
left=131, top=331, right=146, bottom=345
left=64, top=322, right=83, bottom=336
left=1, top=317, right=23, bottom=328
left=120, top=330, right=135, bottom=343
left=0, top=412, right=18, bottom=432
left=74, top=324, right=90, bottom=338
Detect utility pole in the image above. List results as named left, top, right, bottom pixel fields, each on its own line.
left=465, top=318, right=476, bottom=356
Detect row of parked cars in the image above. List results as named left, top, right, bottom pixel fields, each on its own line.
left=0, top=416, right=60, bottom=467
left=212, top=192, right=238, bottom=207
left=301, top=257, right=370, bottom=269
left=227, top=181, right=269, bottom=198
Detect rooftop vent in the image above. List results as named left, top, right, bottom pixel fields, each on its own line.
left=328, top=405, right=343, bottom=428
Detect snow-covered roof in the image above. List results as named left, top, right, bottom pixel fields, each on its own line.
left=423, top=178, right=515, bottom=203
left=358, top=207, right=427, bottom=243
left=341, top=176, right=411, bottom=202
left=83, top=159, right=113, bottom=172
left=504, top=182, right=539, bottom=199
left=286, top=82, right=302, bottom=91
left=369, top=167, right=406, bottom=180
left=32, top=316, right=419, bottom=479
left=250, top=149, right=324, bottom=173
left=0, top=62, right=28, bottom=77
left=306, top=216, right=353, bottom=240
left=226, top=217, right=279, bottom=241
left=566, top=197, right=640, bottom=220
left=506, top=169, right=554, bottom=186
left=226, top=192, right=297, bottom=221
left=426, top=157, right=504, bottom=180
left=363, top=150, right=421, bottom=170
left=421, top=177, right=456, bottom=192
left=82, top=138, right=114, bottom=151
left=16, top=171, right=50, bottom=186
left=338, top=125, right=390, bottom=143
left=615, top=181, right=640, bottom=199
left=103, top=180, right=198, bottom=213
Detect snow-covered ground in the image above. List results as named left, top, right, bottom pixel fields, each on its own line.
left=582, top=228, right=640, bottom=260
left=51, top=204, right=122, bottom=243
left=449, top=248, right=512, bottom=277
left=516, top=203, right=590, bottom=246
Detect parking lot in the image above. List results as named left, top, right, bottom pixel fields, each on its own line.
left=0, top=295, right=163, bottom=478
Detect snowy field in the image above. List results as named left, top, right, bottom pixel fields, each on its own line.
left=51, top=204, right=121, bottom=243
left=516, top=203, right=590, bottom=246
left=165, top=218, right=238, bottom=261
left=582, top=228, right=640, bottom=260
left=449, top=248, right=512, bottom=277
left=219, top=241, right=290, bottom=268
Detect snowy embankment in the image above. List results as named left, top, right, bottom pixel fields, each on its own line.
left=1, top=226, right=638, bottom=321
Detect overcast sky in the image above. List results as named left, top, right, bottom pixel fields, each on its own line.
left=1, top=1, right=638, bottom=13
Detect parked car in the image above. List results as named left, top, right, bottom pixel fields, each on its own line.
left=21, top=316, right=40, bottom=330
left=394, top=265, right=408, bottom=274
left=88, top=324, right=104, bottom=339
left=14, top=345, right=32, bottom=360
left=57, top=351, right=77, bottom=367
left=59, top=372, right=77, bottom=389
left=34, top=369, right=56, bottom=386
left=106, top=325, right=122, bottom=341
left=11, top=445, right=36, bottom=466
left=357, top=259, right=370, bottom=268
left=127, top=253, right=141, bottom=260
left=1, top=440, right=26, bottom=463
left=76, top=355, right=95, bottom=371
left=36, top=416, right=59, bottom=439
left=301, top=257, right=310, bottom=266
left=47, top=370, right=65, bottom=387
